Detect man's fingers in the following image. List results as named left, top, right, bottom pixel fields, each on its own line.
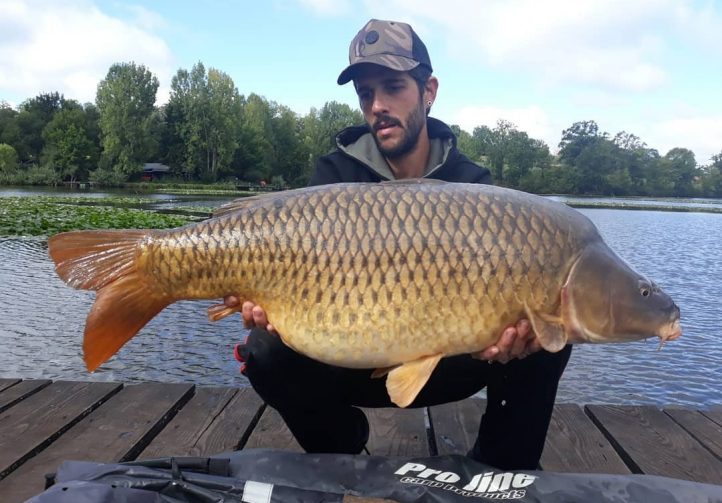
left=498, top=327, right=516, bottom=351
left=515, top=319, right=531, bottom=338
left=472, top=346, right=499, bottom=361
left=510, top=321, right=530, bottom=358
left=242, top=302, right=255, bottom=328
left=252, top=305, right=268, bottom=327
left=224, top=295, right=241, bottom=308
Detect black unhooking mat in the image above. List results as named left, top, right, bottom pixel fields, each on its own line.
left=25, top=449, right=722, bottom=503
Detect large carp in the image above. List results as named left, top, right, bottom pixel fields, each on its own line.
left=48, top=181, right=681, bottom=407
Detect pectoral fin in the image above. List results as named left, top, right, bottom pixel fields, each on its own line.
left=385, top=354, right=443, bottom=408
left=371, top=366, right=399, bottom=378
left=207, top=302, right=241, bottom=322
left=526, top=304, right=567, bottom=352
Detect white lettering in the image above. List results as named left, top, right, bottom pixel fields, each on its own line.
left=463, top=471, right=493, bottom=492
left=434, top=471, right=460, bottom=483
left=489, top=472, right=514, bottom=492
left=418, top=468, right=442, bottom=478
left=394, top=463, right=426, bottom=476
left=512, top=473, right=536, bottom=488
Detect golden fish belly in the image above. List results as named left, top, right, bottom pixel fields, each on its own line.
left=143, top=182, right=599, bottom=368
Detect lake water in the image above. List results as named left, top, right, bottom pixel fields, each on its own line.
left=0, top=190, right=720, bottom=407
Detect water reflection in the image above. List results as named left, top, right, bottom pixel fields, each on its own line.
left=0, top=207, right=720, bottom=407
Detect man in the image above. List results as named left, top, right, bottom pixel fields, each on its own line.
left=226, top=19, right=572, bottom=470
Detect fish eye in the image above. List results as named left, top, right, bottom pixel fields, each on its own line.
left=638, top=279, right=653, bottom=298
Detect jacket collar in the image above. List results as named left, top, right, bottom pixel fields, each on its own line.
left=335, top=117, right=457, bottom=180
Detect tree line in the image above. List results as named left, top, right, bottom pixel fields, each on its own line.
left=0, top=61, right=720, bottom=197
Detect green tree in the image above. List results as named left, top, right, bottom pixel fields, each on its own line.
left=450, top=125, right=476, bottom=160
left=0, top=103, right=20, bottom=150
left=169, top=62, right=243, bottom=181
left=41, top=103, right=99, bottom=182
left=700, top=152, right=722, bottom=197
left=96, top=62, right=159, bottom=179
left=572, top=139, right=622, bottom=194
left=14, top=92, right=65, bottom=164
left=270, top=104, right=308, bottom=186
left=505, top=133, right=551, bottom=187
left=300, top=101, right=362, bottom=183
left=660, top=148, right=698, bottom=196
left=239, top=93, right=276, bottom=181
left=558, top=120, right=605, bottom=165
left=0, top=143, right=19, bottom=181
left=468, top=120, right=550, bottom=186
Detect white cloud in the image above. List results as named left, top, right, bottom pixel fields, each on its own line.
left=299, top=0, right=352, bottom=16
left=0, top=0, right=174, bottom=105
left=360, top=0, right=722, bottom=92
left=647, top=116, right=722, bottom=164
left=451, top=105, right=560, bottom=149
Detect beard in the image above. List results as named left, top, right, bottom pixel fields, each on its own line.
left=372, top=101, right=426, bottom=159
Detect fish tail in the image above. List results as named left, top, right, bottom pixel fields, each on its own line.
left=48, top=230, right=173, bottom=371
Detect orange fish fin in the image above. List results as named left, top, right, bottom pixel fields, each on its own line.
left=207, top=302, right=241, bottom=322
left=525, top=303, right=567, bottom=352
left=48, top=229, right=152, bottom=290
left=84, top=273, right=171, bottom=371
left=386, top=354, right=443, bottom=408
left=371, top=365, right=399, bottom=379
left=48, top=229, right=171, bottom=371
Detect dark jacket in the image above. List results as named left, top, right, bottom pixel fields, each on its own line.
left=308, top=117, right=492, bottom=186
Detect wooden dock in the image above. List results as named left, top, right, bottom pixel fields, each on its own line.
left=0, top=378, right=720, bottom=501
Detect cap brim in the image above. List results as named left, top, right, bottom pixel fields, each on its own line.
left=337, top=55, right=420, bottom=85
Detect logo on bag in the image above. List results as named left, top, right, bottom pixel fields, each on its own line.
left=394, top=462, right=536, bottom=499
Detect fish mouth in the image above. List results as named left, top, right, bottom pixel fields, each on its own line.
left=657, top=317, right=682, bottom=350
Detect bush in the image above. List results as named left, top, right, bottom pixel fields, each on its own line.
left=0, top=144, right=19, bottom=179
left=89, top=167, right=128, bottom=187
left=24, top=164, right=61, bottom=185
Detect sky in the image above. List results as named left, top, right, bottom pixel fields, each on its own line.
left=1, top=0, right=721, bottom=164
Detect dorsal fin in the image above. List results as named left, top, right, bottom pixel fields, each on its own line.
left=211, top=186, right=320, bottom=218
left=380, top=178, right=448, bottom=186
left=212, top=192, right=279, bottom=218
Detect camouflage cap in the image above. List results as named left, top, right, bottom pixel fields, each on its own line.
left=337, top=19, right=432, bottom=85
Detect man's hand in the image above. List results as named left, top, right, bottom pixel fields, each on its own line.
left=223, top=296, right=277, bottom=335
left=472, top=319, right=541, bottom=364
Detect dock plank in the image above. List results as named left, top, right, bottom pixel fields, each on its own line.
left=244, top=406, right=303, bottom=452
left=0, top=382, right=193, bottom=503
left=364, top=408, right=429, bottom=457
left=0, top=379, right=20, bottom=393
left=541, top=404, right=631, bottom=474
left=428, top=398, right=486, bottom=456
left=0, top=381, right=121, bottom=480
left=0, top=380, right=51, bottom=414
left=587, top=404, right=722, bottom=483
left=0, top=377, right=718, bottom=497
left=665, top=407, right=722, bottom=461
left=702, top=407, right=722, bottom=428
left=140, top=387, right=265, bottom=459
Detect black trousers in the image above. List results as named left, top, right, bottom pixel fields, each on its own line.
left=239, top=328, right=572, bottom=470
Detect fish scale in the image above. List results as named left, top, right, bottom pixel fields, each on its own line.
left=48, top=180, right=681, bottom=407
left=142, top=183, right=585, bottom=367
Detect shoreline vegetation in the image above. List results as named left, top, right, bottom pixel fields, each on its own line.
left=1, top=185, right=721, bottom=237
left=0, top=62, right=720, bottom=199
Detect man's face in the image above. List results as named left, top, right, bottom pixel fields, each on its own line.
left=354, top=65, right=427, bottom=159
